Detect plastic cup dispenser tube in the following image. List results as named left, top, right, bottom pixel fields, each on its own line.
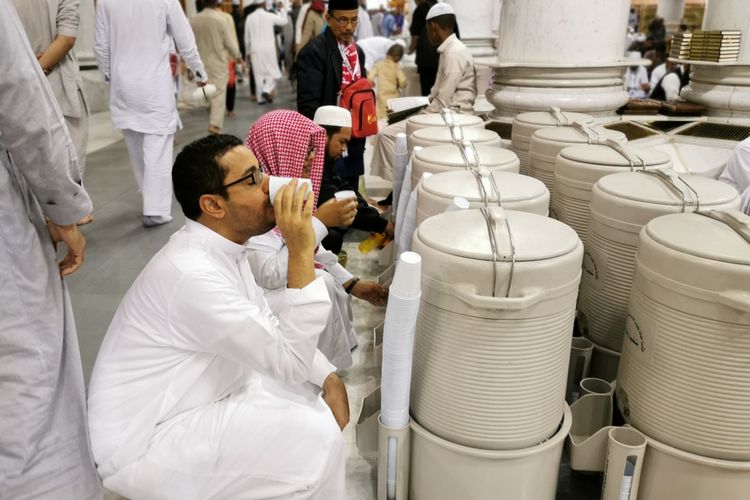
left=378, top=251, right=422, bottom=500
left=567, top=337, right=594, bottom=402
left=392, top=133, right=408, bottom=216
left=602, top=427, right=646, bottom=500
left=580, top=377, right=614, bottom=398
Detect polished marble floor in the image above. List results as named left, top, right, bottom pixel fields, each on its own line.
left=76, top=79, right=599, bottom=500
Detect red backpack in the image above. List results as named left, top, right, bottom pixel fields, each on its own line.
left=340, top=78, right=379, bottom=138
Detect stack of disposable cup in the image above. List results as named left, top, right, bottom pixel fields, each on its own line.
left=394, top=147, right=422, bottom=256
left=379, top=252, right=422, bottom=500
left=396, top=173, right=431, bottom=256
left=393, top=133, right=409, bottom=216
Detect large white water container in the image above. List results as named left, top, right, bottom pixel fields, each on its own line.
left=411, top=126, right=502, bottom=151
left=410, top=208, right=583, bottom=450
left=579, top=170, right=741, bottom=351
left=528, top=125, right=626, bottom=199
left=512, top=109, right=594, bottom=175
left=416, top=170, right=549, bottom=224
left=552, top=143, right=672, bottom=243
left=412, top=143, right=519, bottom=187
left=617, top=210, right=750, bottom=461
left=406, top=112, right=484, bottom=137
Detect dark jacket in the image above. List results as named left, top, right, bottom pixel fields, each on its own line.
left=296, top=28, right=367, bottom=119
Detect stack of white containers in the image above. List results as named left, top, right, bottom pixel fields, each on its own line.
left=411, top=125, right=502, bottom=151
left=552, top=142, right=672, bottom=244
left=511, top=109, right=594, bottom=175
left=405, top=112, right=484, bottom=154
left=617, top=210, right=750, bottom=500
left=416, top=169, right=549, bottom=223
left=410, top=143, right=520, bottom=187
left=408, top=206, right=583, bottom=499
left=578, top=170, right=741, bottom=381
left=528, top=123, right=626, bottom=202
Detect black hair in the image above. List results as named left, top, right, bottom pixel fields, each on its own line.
left=387, top=44, right=404, bottom=59
left=202, top=0, right=220, bottom=7
left=173, top=134, right=243, bottom=221
left=321, top=124, right=342, bottom=138
left=428, top=13, right=456, bottom=33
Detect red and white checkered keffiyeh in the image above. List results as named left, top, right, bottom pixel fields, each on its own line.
left=245, top=110, right=327, bottom=209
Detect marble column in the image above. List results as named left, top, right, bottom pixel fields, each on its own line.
left=657, top=0, right=686, bottom=29
left=75, top=0, right=110, bottom=113
left=680, top=0, right=750, bottom=118
left=486, top=0, right=632, bottom=119
left=443, top=0, right=499, bottom=58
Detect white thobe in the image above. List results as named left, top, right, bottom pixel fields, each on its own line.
left=245, top=8, right=287, bottom=98
left=88, top=220, right=345, bottom=500
left=720, top=137, right=750, bottom=215
left=95, top=0, right=207, bottom=217
left=370, top=34, right=477, bottom=181
left=294, top=2, right=311, bottom=48
left=356, top=6, right=374, bottom=40
left=0, top=2, right=100, bottom=497
left=358, top=36, right=397, bottom=72
left=648, top=63, right=667, bottom=97
left=247, top=219, right=358, bottom=370
left=625, top=66, right=649, bottom=98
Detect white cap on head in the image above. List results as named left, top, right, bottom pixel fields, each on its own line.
left=426, top=2, right=455, bottom=21
left=313, top=106, right=352, bottom=128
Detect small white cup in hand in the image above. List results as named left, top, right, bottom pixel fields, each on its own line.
left=334, top=190, right=357, bottom=202
left=192, top=83, right=217, bottom=103
left=268, top=176, right=312, bottom=205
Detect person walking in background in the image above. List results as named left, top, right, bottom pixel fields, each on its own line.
left=245, top=0, right=288, bottom=104
left=356, top=0, right=373, bottom=40
left=191, top=0, right=242, bottom=134
left=1, top=2, right=100, bottom=497
left=12, top=0, right=90, bottom=191
left=409, top=0, right=439, bottom=95
left=368, top=43, right=407, bottom=119
left=95, top=0, right=208, bottom=227
left=298, top=0, right=326, bottom=55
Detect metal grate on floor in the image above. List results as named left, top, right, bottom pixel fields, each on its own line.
left=675, top=122, right=750, bottom=142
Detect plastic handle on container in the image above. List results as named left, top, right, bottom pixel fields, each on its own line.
left=696, top=210, right=750, bottom=245
left=639, top=169, right=700, bottom=210
left=603, top=138, right=646, bottom=170
left=440, top=108, right=454, bottom=127
left=717, top=290, right=750, bottom=313
left=549, top=106, right=567, bottom=126
left=449, top=125, right=464, bottom=144
left=453, top=283, right=546, bottom=310
left=572, top=121, right=600, bottom=144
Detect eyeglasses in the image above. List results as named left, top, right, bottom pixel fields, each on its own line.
left=329, top=13, right=359, bottom=27
left=221, top=167, right=264, bottom=189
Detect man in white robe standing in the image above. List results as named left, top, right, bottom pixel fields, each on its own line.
left=94, top=0, right=208, bottom=227
left=245, top=0, right=288, bottom=104
left=0, top=1, right=101, bottom=497
left=87, top=134, right=349, bottom=500
left=720, top=136, right=750, bottom=215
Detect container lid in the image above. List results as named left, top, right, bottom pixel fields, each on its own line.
left=533, top=126, right=626, bottom=145
left=417, top=208, right=580, bottom=262
left=559, top=143, right=671, bottom=168
left=422, top=170, right=547, bottom=203
left=413, top=126, right=499, bottom=143
left=415, top=143, right=518, bottom=168
left=407, top=112, right=483, bottom=129
left=514, top=110, right=594, bottom=127
left=597, top=170, right=740, bottom=207
left=645, top=211, right=750, bottom=266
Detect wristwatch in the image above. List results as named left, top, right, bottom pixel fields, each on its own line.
left=344, top=277, right=360, bottom=294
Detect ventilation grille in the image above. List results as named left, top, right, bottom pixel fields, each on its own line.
left=486, top=121, right=512, bottom=139
left=644, top=120, right=695, bottom=132
left=676, top=122, right=750, bottom=142
left=603, top=122, right=659, bottom=141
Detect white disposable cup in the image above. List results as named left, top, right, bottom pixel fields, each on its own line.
left=334, top=190, right=357, bottom=202
left=192, top=83, right=217, bottom=103
left=268, top=176, right=312, bottom=205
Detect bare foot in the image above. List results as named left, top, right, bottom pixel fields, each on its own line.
left=208, top=125, right=221, bottom=135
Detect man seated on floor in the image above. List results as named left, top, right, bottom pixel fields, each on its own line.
left=87, top=134, right=349, bottom=500
left=369, top=2, right=477, bottom=184
left=314, top=105, right=395, bottom=254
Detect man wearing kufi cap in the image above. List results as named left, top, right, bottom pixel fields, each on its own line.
left=313, top=106, right=395, bottom=254
left=297, top=0, right=369, bottom=192
left=369, top=1, right=477, bottom=182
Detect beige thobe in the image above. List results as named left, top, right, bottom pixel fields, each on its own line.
left=191, top=8, right=241, bottom=130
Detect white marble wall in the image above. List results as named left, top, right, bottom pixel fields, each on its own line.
left=657, top=0, right=686, bottom=27
left=444, top=0, right=500, bottom=57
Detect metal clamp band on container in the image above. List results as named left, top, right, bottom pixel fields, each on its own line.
left=457, top=139, right=480, bottom=170
left=549, top=106, right=568, bottom=126
left=448, top=124, right=465, bottom=144
left=440, top=108, right=455, bottom=127
left=603, top=138, right=646, bottom=171
left=695, top=210, right=750, bottom=246
left=470, top=167, right=502, bottom=209
left=571, top=121, right=600, bottom=144
left=639, top=169, right=700, bottom=211
left=481, top=207, right=516, bottom=297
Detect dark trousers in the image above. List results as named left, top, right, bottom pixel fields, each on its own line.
left=226, top=84, right=236, bottom=112
left=418, top=67, right=438, bottom=96
left=334, top=137, right=366, bottom=191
